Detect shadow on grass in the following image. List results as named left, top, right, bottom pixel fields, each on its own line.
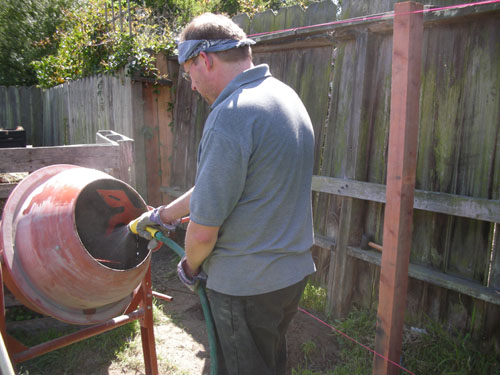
left=9, top=320, right=139, bottom=375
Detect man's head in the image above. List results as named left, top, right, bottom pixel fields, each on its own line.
left=177, top=13, right=255, bottom=104
left=178, top=13, right=254, bottom=64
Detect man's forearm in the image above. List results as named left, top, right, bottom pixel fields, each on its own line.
left=184, top=221, right=219, bottom=275
left=159, top=187, right=193, bottom=223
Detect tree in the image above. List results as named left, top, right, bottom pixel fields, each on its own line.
left=0, top=0, right=70, bottom=86
left=31, top=0, right=176, bottom=88
left=1, top=0, right=327, bottom=88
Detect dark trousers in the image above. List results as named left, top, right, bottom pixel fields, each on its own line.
left=206, top=277, right=308, bottom=375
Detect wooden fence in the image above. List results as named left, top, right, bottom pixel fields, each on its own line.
left=0, top=129, right=135, bottom=199
left=167, top=0, right=500, bottom=345
left=0, top=70, right=168, bottom=202
left=0, top=86, right=42, bottom=146
left=1, top=0, right=499, bottom=345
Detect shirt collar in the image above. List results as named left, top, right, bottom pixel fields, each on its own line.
left=211, top=64, right=272, bottom=109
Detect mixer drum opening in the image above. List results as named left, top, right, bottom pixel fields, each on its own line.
left=75, top=179, right=149, bottom=270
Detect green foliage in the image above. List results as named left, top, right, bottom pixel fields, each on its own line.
left=328, top=308, right=499, bottom=375
left=144, top=0, right=323, bottom=31
left=332, top=308, right=376, bottom=375
left=32, top=0, right=176, bottom=88
left=402, top=320, right=499, bottom=375
left=292, top=365, right=334, bottom=375
left=14, top=321, right=139, bottom=374
left=0, top=0, right=70, bottom=86
left=299, top=281, right=327, bottom=312
left=3, top=0, right=327, bottom=87
left=301, top=340, right=318, bottom=366
left=6, top=306, right=43, bottom=321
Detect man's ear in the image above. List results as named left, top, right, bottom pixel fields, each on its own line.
left=199, top=51, right=213, bottom=70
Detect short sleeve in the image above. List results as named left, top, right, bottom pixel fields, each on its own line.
left=189, top=128, right=248, bottom=226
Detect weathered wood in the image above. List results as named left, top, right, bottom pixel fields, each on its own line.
left=142, top=85, right=162, bottom=206
left=312, top=176, right=500, bottom=222
left=325, top=29, right=375, bottom=318
left=251, top=2, right=500, bottom=44
left=131, top=75, right=173, bottom=86
left=412, top=5, right=500, bottom=336
left=96, top=130, right=135, bottom=187
left=0, top=144, right=120, bottom=174
left=374, top=3, right=423, bottom=374
left=0, top=86, right=43, bottom=147
left=155, top=54, right=175, bottom=205
left=170, top=71, right=209, bottom=194
left=344, top=246, right=500, bottom=306
left=233, top=13, right=251, bottom=33
left=252, top=34, right=334, bottom=53
left=489, top=224, right=500, bottom=289
left=159, top=186, right=185, bottom=199
left=0, top=184, right=16, bottom=199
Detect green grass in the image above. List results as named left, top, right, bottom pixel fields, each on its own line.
left=11, top=281, right=500, bottom=375
left=15, top=321, right=139, bottom=375
left=402, top=320, right=499, bottom=375
left=295, top=282, right=500, bottom=375
left=13, top=299, right=181, bottom=375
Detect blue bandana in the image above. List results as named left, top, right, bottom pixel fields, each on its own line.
left=176, top=38, right=256, bottom=64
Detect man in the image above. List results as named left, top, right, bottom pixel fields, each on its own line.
left=135, top=13, right=316, bottom=375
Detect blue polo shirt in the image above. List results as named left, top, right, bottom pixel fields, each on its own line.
left=190, top=64, right=316, bottom=296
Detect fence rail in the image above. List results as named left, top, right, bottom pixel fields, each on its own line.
left=0, top=130, right=134, bottom=198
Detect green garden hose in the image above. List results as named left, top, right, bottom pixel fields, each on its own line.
left=154, top=232, right=218, bottom=375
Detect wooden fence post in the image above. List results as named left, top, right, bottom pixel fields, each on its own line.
left=96, top=130, right=135, bottom=187
left=141, top=53, right=175, bottom=207
left=373, top=2, right=423, bottom=375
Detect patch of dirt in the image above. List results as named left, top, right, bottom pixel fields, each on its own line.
left=137, top=247, right=341, bottom=374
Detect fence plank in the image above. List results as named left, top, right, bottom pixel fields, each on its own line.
left=0, top=145, right=119, bottom=174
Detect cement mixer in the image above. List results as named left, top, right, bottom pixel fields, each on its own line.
left=0, top=164, right=151, bottom=325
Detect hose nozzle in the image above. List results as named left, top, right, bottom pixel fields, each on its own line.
left=128, top=218, right=160, bottom=239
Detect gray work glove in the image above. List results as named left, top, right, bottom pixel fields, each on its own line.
left=177, top=256, right=207, bottom=292
left=135, top=207, right=178, bottom=250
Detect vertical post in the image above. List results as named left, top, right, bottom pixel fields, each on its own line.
left=373, top=2, right=423, bottom=375
left=111, top=0, right=115, bottom=31
left=140, top=265, right=158, bottom=375
left=118, top=0, right=123, bottom=33
left=142, top=85, right=162, bottom=206
left=117, top=137, right=136, bottom=187
left=127, top=0, right=132, bottom=36
left=155, top=54, right=175, bottom=205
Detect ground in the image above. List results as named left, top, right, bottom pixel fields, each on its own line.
left=119, top=247, right=341, bottom=374
left=1, top=172, right=340, bottom=374
left=3, top=230, right=341, bottom=375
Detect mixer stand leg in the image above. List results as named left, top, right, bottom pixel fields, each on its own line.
left=140, top=264, right=158, bottom=375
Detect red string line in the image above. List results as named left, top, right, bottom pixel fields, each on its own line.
left=297, top=307, right=416, bottom=375
left=248, top=0, right=500, bottom=37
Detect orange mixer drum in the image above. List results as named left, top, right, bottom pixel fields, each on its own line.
left=0, top=165, right=150, bottom=325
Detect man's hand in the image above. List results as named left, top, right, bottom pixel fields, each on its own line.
left=134, top=207, right=178, bottom=250
left=177, top=256, right=207, bottom=292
